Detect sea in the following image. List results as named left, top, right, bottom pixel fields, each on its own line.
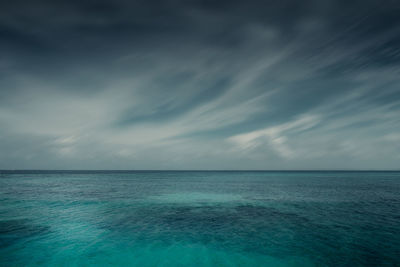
left=0, top=171, right=399, bottom=266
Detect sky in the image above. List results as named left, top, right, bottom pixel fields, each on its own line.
left=0, top=0, right=400, bottom=170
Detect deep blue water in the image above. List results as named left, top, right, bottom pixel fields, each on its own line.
left=0, top=171, right=399, bottom=266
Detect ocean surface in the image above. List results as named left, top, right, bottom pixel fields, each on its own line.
left=0, top=171, right=399, bottom=267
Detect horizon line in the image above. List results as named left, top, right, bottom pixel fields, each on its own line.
left=1, top=169, right=400, bottom=172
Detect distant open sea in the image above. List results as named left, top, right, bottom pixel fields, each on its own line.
left=0, top=171, right=399, bottom=266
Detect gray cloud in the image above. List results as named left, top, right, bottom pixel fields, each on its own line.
left=0, top=0, right=400, bottom=169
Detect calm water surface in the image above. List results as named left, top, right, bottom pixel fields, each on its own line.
left=0, top=171, right=399, bottom=266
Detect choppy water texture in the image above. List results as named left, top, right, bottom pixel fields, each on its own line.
left=0, top=171, right=399, bottom=267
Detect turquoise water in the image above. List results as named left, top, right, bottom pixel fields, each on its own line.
left=0, top=171, right=399, bottom=267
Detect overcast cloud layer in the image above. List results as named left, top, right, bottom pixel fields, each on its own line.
left=1, top=0, right=400, bottom=169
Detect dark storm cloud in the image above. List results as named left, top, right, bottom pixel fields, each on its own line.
left=0, top=0, right=400, bottom=169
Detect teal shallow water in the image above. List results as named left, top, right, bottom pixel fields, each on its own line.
left=0, top=171, right=399, bottom=266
